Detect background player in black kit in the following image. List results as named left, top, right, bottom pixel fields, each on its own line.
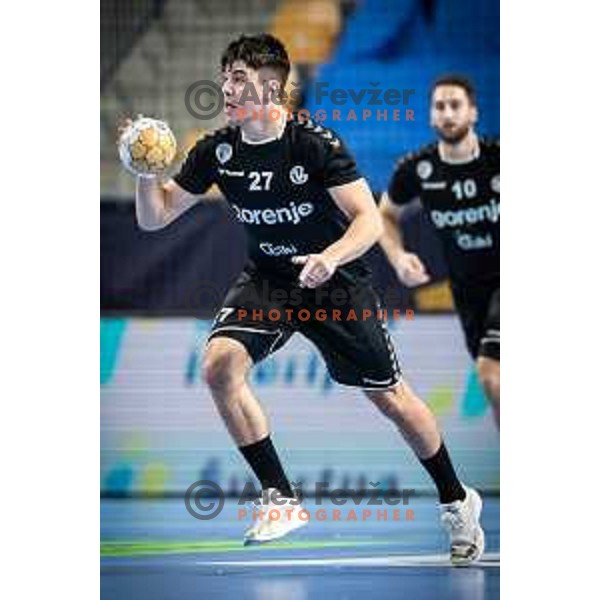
left=122, top=35, right=484, bottom=565
left=379, top=75, right=500, bottom=428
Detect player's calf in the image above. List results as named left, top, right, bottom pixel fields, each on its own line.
left=364, top=383, right=485, bottom=565
left=202, top=337, right=269, bottom=445
left=476, top=356, right=500, bottom=426
left=364, top=382, right=441, bottom=458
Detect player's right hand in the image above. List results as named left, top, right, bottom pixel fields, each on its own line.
left=395, top=253, right=431, bottom=287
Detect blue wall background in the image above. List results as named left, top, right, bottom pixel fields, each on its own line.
left=304, top=0, right=500, bottom=191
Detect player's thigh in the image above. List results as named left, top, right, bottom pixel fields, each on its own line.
left=363, top=379, right=420, bottom=415
left=478, top=288, right=500, bottom=361
left=452, top=284, right=492, bottom=360
left=300, top=285, right=401, bottom=389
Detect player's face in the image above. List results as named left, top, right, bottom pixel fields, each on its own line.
left=430, top=86, right=477, bottom=143
left=221, top=61, right=279, bottom=124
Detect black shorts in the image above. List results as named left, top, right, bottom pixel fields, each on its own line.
left=206, top=266, right=402, bottom=389
left=452, top=281, right=500, bottom=361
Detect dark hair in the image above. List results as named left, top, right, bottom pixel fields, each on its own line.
left=431, top=74, right=477, bottom=105
left=221, top=33, right=291, bottom=85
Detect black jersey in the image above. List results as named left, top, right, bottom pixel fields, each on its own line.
left=174, top=117, right=370, bottom=284
left=388, top=138, right=500, bottom=285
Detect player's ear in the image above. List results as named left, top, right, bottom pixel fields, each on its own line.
left=471, top=104, right=479, bottom=126
left=268, top=78, right=282, bottom=94
left=267, top=78, right=285, bottom=106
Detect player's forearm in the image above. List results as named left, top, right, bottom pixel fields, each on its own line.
left=322, top=212, right=383, bottom=267
left=135, top=176, right=168, bottom=230
left=379, top=210, right=408, bottom=264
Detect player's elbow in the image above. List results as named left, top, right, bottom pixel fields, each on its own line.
left=135, top=204, right=169, bottom=231
left=379, top=205, right=398, bottom=228
left=370, top=211, right=385, bottom=242
left=136, top=216, right=167, bottom=232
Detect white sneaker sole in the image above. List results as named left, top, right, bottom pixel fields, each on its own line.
left=243, top=517, right=308, bottom=546
left=451, top=489, right=485, bottom=567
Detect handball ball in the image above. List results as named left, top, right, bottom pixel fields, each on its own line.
left=118, top=117, right=177, bottom=176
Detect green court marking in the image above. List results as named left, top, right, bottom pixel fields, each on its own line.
left=101, top=538, right=402, bottom=558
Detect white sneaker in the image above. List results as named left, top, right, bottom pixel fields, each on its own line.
left=440, top=486, right=485, bottom=566
left=243, top=488, right=308, bottom=545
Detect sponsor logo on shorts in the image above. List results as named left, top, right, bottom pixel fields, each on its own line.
left=231, top=201, right=314, bottom=225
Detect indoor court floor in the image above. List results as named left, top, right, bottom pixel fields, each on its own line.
left=101, top=495, right=500, bottom=599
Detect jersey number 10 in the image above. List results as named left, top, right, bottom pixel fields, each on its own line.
left=451, top=179, right=477, bottom=200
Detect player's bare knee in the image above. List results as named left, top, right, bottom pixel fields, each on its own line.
left=202, top=339, right=250, bottom=392
left=476, top=357, right=500, bottom=397
left=365, top=384, right=411, bottom=421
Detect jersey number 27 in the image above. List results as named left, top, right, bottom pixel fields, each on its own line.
left=248, top=171, right=273, bottom=191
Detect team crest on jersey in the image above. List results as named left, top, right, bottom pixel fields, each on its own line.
left=216, top=143, right=233, bottom=164
left=289, top=165, right=309, bottom=185
left=417, top=160, right=433, bottom=180
left=491, top=174, right=500, bottom=193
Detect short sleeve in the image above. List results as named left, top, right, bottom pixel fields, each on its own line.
left=172, top=136, right=217, bottom=194
left=388, top=156, right=420, bottom=206
left=312, top=129, right=362, bottom=188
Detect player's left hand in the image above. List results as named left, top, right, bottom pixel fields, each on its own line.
left=291, top=253, right=338, bottom=288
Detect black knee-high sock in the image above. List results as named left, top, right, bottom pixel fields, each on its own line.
left=419, top=442, right=466, bottom=504
left=239, top=435, right=295, bottom=498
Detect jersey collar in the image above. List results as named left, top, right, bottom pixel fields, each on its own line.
left=438, top=137, right=481, bottom=164
left=240, top=119, right=287, bottom=145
